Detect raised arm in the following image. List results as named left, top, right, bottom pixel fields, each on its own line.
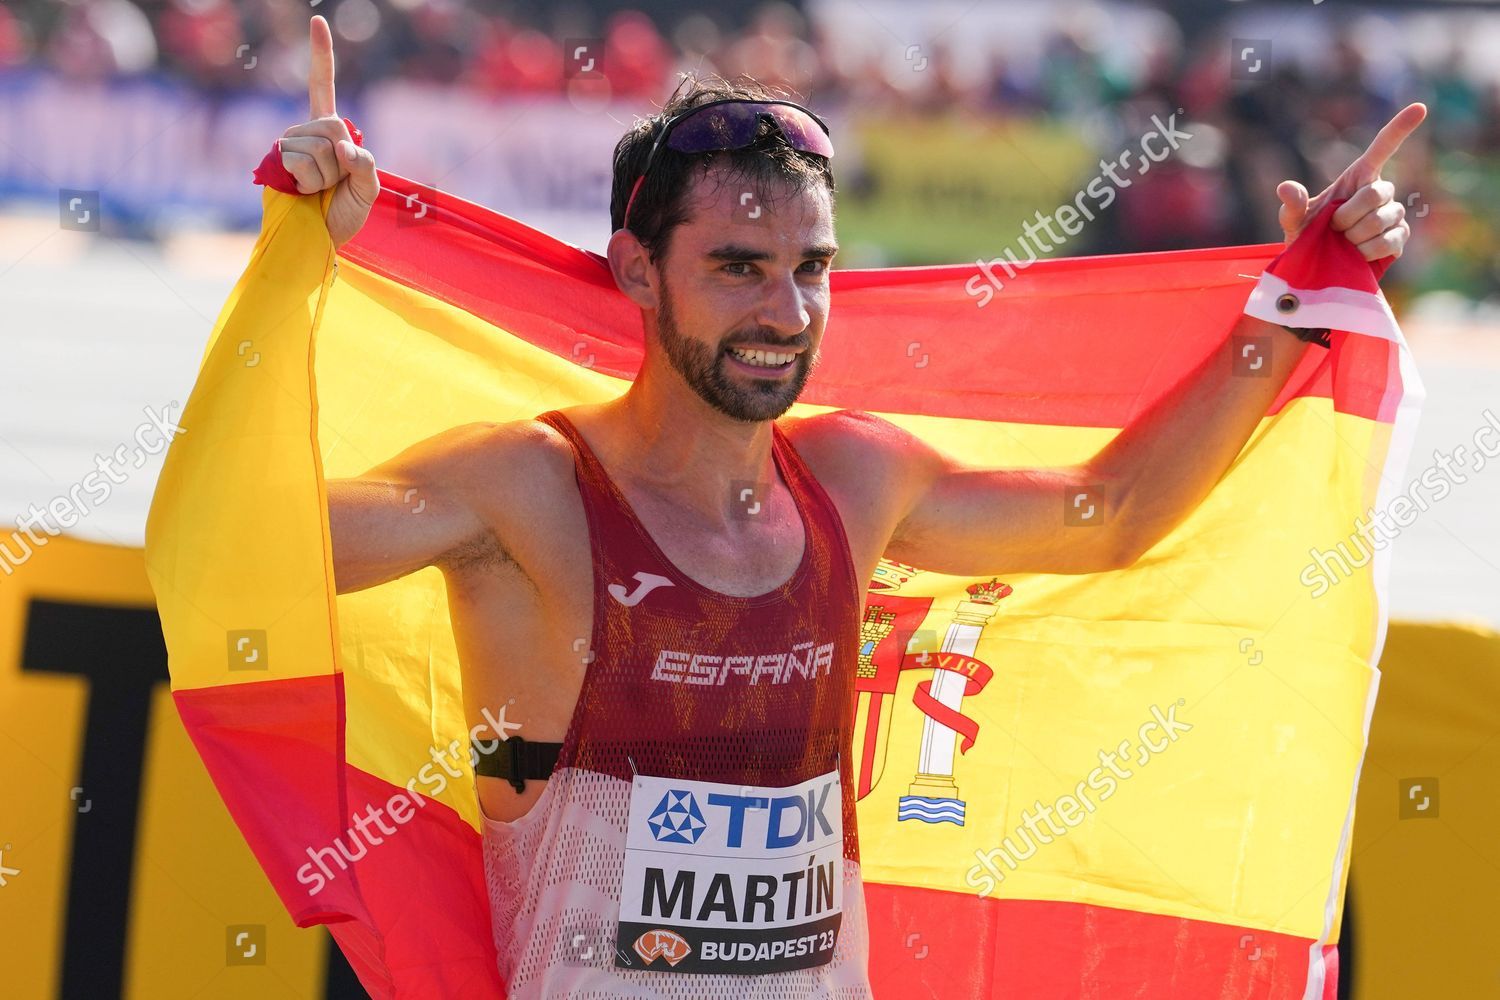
left=800, top=410, right=1131, bottom=577
left=839, top=105, right=1425, bottom=579
left=328, top=424, right=507, bottom=594
left=832, top=320, right=1321, bottom=578
left=275, top=14, right=379, bottom=246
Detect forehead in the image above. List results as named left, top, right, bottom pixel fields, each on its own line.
left=672, top=161, right=835, bottom=249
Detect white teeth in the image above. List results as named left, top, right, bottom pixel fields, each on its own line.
left=730, top=347, right=794, bottom=367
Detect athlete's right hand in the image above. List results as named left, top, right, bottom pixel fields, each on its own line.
left=280, top=15, right=378, bottom=247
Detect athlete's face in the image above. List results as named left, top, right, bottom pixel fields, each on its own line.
left=651, top=164, right=836, bottom=423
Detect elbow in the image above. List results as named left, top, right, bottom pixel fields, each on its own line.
left=1104, top=527, right=1150, bottom=572
left=1093, top=473, right=1156, bottom=571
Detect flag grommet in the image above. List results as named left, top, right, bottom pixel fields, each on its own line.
left=1275, top=293, right=1300, bottom=314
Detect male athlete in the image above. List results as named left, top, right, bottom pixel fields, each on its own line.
left=269, top=15, right=1421, bottom=997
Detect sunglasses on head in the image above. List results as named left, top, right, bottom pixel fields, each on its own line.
left=621, top=98, right=835, bottom=231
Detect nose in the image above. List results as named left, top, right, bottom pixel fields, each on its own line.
left=756, top=271, right=812, bottom=339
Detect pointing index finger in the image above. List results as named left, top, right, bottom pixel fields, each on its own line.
left=1352, top=102, right=1426, bottom=183
left=309, top=15, right=336, bottom=120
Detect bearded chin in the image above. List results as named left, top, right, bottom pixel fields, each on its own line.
left=654, top=289, right=814, bottom=423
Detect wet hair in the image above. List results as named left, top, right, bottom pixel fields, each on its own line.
left=609, top=74, right=836, bottom=263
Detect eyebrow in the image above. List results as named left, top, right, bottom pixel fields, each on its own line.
left=705, top=242, right=840, bottom=262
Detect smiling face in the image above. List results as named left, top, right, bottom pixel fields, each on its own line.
left=647, top=160, right=837, bottom=423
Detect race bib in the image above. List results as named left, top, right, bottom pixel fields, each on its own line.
left=615, top=769, right=843, bottom=975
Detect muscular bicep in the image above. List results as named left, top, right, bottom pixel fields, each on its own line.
left=791, top=410, right=1129, bottom=579
left=327, top=425, right=501, bottom=594
left=885, top=454, right=1127, bottom=577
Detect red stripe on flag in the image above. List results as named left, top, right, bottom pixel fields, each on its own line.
left=864, top=881, right=1335, bottom=999
left=337, top=174, right=1400, bottom=427
left=174, top=676, right=507, bottom=998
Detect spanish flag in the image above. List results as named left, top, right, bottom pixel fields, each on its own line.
left=145, top=163, right=1421, bottom=997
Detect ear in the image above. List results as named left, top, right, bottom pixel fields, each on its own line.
left=607, top=228, right=660, bottom=311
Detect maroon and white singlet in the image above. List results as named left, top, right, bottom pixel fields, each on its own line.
left=477, top=409, right=871, bottom=998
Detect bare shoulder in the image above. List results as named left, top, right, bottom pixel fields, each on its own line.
left=423, top=416, right=577, bottom=508
left=778, top=409, right=929, bottom=529
left=412, top=416, right=583, bottom=576
left=404, top=415, right=559, bottom=472
left=778, top=408, right=924, bottom=483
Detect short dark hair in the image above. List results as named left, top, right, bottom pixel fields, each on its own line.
left=609, top=75, right=836, bottom=262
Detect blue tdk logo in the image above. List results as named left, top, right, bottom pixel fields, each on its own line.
left=707, top=780, right=836, bottom=849
left=648, top=790, right=707, bottom=844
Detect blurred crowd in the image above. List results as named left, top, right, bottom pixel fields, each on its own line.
left=1, top=0, right=1497, bottom=299
left=7, top=0, right=1498, bottom=120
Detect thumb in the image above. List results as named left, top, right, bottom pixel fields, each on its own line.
left=339, top=140, right=380, bottom=205
left=1277, top=180, right=1309, bottom=242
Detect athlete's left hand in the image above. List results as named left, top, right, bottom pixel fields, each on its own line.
left=1275, top=102, right=1427, bottom=262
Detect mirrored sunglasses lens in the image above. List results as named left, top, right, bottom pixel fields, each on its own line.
left=665, top=104, right=761, bottom=153
left=665, top=103, right=832, bottom=157
left=765, top=107, right=833, bottom=156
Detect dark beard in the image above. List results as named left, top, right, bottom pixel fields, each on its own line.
left=654, top=283, right=816, bottom=423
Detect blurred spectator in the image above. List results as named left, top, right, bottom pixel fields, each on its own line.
left=45, top=0, right=157, bottom=79
left=0, top=4, right=37, bottom=68
left=722, top=3, right=819, bottom=98
left=602, top=10, right=673, bottom=97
